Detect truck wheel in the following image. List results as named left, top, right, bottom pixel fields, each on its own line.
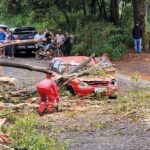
left=67, top=85, right=75, bottom=95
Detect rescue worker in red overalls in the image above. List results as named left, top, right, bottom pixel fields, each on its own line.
left=37, top=73, right=59, bottom=114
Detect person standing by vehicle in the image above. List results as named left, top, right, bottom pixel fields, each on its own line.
left=45, top=29, right=54, bottom=49
left=34, top=30, right=43, bottom=40
left=6, top=31, right=15, bottom=59
left=34, top=31, right=43, bottom=49
left=61, top=32, right=72, bottom=56
left=0, top=28, right=6, bottom=58
left=55, top=29, right=64, bottom=49
left=132, top=23, right=142, bottom=54
left=37, top=73, right=60, bottom=115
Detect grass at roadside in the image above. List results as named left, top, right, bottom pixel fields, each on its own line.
left=0, top=111, right=68, bottom=150
left=0, top=87, right=150, bottom=149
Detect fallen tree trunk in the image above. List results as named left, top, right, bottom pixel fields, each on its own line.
left=0, top=61, right=53, bottom=75
left=0, top=39, right=46, bottom=48
left=9, top=89, right=28, bottom=97
left=68, top=53, right=95, bottom=74
left=0, top=54, right=95, bottom=79
left=59, top=61, right=113, bottom=88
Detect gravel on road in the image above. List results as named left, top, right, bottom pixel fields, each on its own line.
left=1, top=57, right=150, bottom=91
left=1, top=57, right=150, bottom=150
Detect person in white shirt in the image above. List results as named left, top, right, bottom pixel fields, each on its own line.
left=34, top=31, right=43, bottom=40
left=34, top=31, right=43, bottom=49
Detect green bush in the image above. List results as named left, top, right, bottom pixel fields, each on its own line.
left=72, top=21, right=131, bottom=59
left=0, top=1, right=133, bottom=60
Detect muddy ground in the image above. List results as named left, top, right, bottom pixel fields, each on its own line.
left=1, top=53, right=150, bottom=150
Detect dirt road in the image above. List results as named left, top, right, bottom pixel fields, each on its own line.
left=1, top=55, right=150, bottom=91
left=1, top=56, right=150, bottom=150
left=114, top=52, right=150, bottom=81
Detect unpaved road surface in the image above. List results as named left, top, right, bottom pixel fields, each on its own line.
left=114, top=52, right=150, bottom=81
left=68, top=123, right=150, bottom=150
left=1, top=56, right=150, bottom=91
left=1, top=58, right=47, bottom=90
left=1, top=56, right=150, bottom=150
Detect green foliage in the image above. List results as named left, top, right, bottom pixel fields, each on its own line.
left=6, top=113, right=68, bottom=150
left=90, top=121, right=108, bottom=129
left=72, top=20, right=132, bottom=59
left=112, top=90, right=150, bottom=122
left=0, top=0, right=134, bottom=60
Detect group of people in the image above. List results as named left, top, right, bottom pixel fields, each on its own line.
left=34, top=28, right=73, bottom=56
left=37, top=24, right=144, bottom=115
left=0, top=28, right=15, bottom=59
left=0, top=27, right=73, bottom=59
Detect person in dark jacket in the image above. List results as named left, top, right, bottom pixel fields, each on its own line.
left=44, top=28, right=54, bottom=49
left=61, top=32, right=72, bottom=56
left=132, top=24, right=142, bottom=54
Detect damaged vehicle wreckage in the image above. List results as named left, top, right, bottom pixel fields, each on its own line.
left=49, top=55, right=118, bottom=98
left=0, top=54, right=119, bottom=113
left=0, top=54, right=118, bottom=101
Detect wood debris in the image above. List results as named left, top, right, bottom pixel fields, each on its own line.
left=0, top=77, right=16, bottom=85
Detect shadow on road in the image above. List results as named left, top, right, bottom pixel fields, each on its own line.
left=15, top=52, right=35, bottom=58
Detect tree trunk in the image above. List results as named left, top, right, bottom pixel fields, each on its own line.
left=101, top=0, right=107, bottom=20
left=55, top=0, right=70, bottom=23
left=132, top=0, right=149, bottom=52
left=132, top=0, right=139, bottom=24
left=82, top=0, right=87, bottom=16
left=110, top=0, right=119, bottom=25
left=0, top=61, right=54, bottom=74
left=90, top=0, right=97, bottom=14
left=96, top=0, right=107, bottom=20
left=96, top=0, right=103, bottom=19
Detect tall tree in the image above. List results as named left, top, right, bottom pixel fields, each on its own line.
left=132, top=0, right=149, bottom=52
left=96, top=0, right=107, bottom=20
left=54, top=0, right=70, bottom=23
left=82, top=0, right=87, bottom=15
left=110, top=0, right=119, bottom=25
left=90, top=0, right=97, bottom=14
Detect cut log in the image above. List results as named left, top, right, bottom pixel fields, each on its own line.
left=0, top=77, right=16, bottom=85
left=0, top=54, right=96, bottom=81
left=0, top=61, right=53, bottom=75
left=0, top=102, right=38, bottom=110
left=0, top=39, right=46, bottom=48
left=9, top=89, right=28, bottom=97
left=59, top=62, right=114, bottom=88
left=68, top=53, right=95, bottom=74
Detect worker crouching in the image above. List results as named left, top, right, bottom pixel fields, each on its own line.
left=37, top=73, right=59, bottom=114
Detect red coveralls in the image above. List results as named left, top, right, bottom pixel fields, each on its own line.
left=37, top=78, right=59, bottom=113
